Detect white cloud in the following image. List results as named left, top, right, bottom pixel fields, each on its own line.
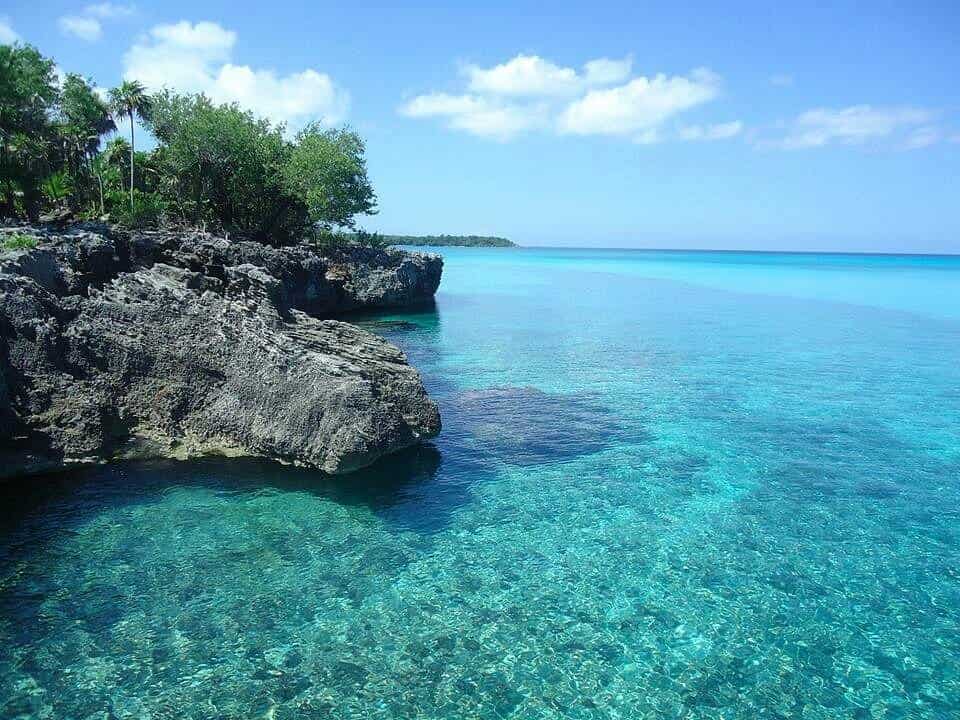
left=214, top=65, right=346, bottom=129
left=123, top=21, right=234, bottom=91
left=634, top=128, right=661, bottom=145
left=775, top=105, right=934, bottom=149
left=557, top=68, right=721, bottom=138
left=59, top=15, right=103, bottom=41
left=678, top=120, right=743, bottom=141
left=903, top=126, right=941, bottom=150
left=122, top=21, right=348, bottom=132
left=84, top=3, right=136, bottom=18
left=401, top=93, right=488, bottom=118
left=403, top=55, right=728, bottom=144
left=464, top=53, right=633, bottom=96
left=58, top=3, right=134, bottom=43
left=0, top=16, right=19, bottom=44
left=399, top=93, right=546, bottom=140
left=583, top=56, right=633, bottom=86
left=466, top=55, right=577, bottom=96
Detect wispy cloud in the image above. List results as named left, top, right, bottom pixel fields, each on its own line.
left=399, top=93, right=549, bottom=141
left=0, top=16, right=19, bottom=44
left=58, top=3, right=134, bottom=42
left=401, top=54, right=735, bottom=143
left=770, top=73, right=794, bottom=87
left=123, top=21, right=348, bottom=133
left=59, top=15, right=103, bottom=41
left=84, top=3, right=136, bottom=18
left=677, top=121, right=743, bottom=141
left=903, top=126, right=941, bottom=150
left=770, top=105, right=936, bottom=149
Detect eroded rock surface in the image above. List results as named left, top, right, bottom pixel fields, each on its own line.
left=0, top=225, right=442, bottom=477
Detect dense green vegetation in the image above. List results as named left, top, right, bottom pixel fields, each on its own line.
left=375, top=234, right=516, bottom=247
left=1, top=232, right=38, bottom=250
left=0, top=43, right=377, bottom=245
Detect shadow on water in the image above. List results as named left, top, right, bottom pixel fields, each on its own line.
left=339, top=298, right=440, bottom=329
left=0, top=440, right=477, bottom=547
left=446, top=386, right=651, bottom=467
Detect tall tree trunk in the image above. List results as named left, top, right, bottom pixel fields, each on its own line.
left=129, top=110, right=135, bottom=210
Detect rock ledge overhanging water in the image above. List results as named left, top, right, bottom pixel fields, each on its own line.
left=0, top=224, right=442, bottom=477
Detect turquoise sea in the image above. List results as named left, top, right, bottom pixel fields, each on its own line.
left=2, top=247, right=960, bottom=719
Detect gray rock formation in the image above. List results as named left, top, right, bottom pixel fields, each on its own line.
left=0, top=225, right=442, bottom=478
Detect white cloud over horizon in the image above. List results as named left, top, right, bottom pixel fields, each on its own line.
left=401, top=54, right=735, bottom=143
left=122, top=20, right=348, bottom=133
left=771, top=105, right=936, bottom=149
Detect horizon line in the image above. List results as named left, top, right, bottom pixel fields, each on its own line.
left=500, top=244, right=960, bottom=258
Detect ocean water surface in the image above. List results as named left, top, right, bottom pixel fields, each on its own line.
left=2, top=247, right=960, bottom=719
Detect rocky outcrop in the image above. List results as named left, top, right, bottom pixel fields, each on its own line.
left=124, top=230, right=444, bottom=315
left=0, top=225, right=442, bottom=478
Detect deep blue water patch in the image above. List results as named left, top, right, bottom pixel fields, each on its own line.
left=449, top=386, right=648, bottom=466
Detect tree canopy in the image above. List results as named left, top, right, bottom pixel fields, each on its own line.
left=1, top=42, right=379, bottom=245
left=285, top=125, right=377, bottom=231
left=0, top=43, right=60, bottom=218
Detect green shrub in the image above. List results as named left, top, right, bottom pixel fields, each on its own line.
left=41, top=170, right=74, bottom=204
left=1, top=232, right=39, bottom=251
left=113, top=192, right=166, bottom=229
left=308, top=228, right=350, bottom=249
left=351, top=230, right=391, bottom=249
left=307, top=228, right=390, bottom=250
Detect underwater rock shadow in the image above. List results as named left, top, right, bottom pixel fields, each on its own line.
left=0, top=441, right=473, bottom=547
left=447, top=386, right=650, bottom=467
left=340, top=298, right=440, bottom=328
left=0, top=443, right=483, bottom=661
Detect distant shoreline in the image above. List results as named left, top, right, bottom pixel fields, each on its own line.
left=382, top=234, right=516, bottom=247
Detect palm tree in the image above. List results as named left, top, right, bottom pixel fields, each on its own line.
left=108, top=80, right=151, bottom=210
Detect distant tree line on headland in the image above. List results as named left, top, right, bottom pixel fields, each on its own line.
left=1, top=42, right=377, bottom=246
left=370, top=234, right=516, bottom=247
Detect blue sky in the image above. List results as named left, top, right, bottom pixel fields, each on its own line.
left=3, top=1, right=958, bottom=251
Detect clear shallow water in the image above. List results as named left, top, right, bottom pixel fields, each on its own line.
left=2, top=247, right=960, bottom=719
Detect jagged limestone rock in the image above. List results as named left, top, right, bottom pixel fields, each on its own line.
left=0, top=225, right=442, bottom=477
